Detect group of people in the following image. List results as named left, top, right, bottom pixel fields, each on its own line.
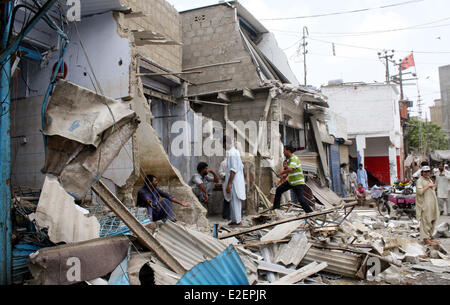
left=188, top=136, right=247, bottom=225
left=340, top=163, right=369, bottom=204
left=136, top=138, right=315, bottom=226
left=137, top=136, right=247, bottom=226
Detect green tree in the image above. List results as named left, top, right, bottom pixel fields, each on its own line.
left=406, top=119, right=448, bottom=154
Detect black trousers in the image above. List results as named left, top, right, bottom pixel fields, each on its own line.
left=273, top=182, right=313, bottom=213
left=222, top=199, right=231, bottom=220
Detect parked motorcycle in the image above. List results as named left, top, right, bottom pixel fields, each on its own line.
left=371, top=186, right=392, bottom=217
left=392, top=179, right=416, bottom=195
left=371, top=186, right=416, bottom=218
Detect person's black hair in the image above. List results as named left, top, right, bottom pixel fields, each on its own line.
left=223, top=135, right=232, bottom=146
left=359, top=163, right=363, bottom=167
left=421, top=161, right=429, bottom=167
left=197, top=162, right=208, bottom=174
left=340, top=163, right=347, bottom=168
left=145, top=174, right=156, bottom=185
left=284, top=145, right=295, bottom=153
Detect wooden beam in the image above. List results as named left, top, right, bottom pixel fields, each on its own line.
left=218, top=202, right=358, bottom=239
left=310, top=116, right=330, bottom=178
left=235, top=239, right=290, bottom=248
left=183, top=60, right=241, bottom=72
left=243, top=87, right=255, bottom=100
left=143, top=88, right=176, bottom=104
left=194, top=78, right=232, bottom=86
left=137, top=71, right=202, bottom=76
left=91, top=181, right=186, bottom=275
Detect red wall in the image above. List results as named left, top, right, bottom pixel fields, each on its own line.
left=365, top=156, right=390, bottom=185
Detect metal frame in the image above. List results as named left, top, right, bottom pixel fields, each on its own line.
left=1, top=0, right=60, bottom=284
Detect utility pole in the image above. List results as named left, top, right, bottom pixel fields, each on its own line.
left=301, top=26, right=309, bottom=86
left=378, top=50, right=395, bottom=84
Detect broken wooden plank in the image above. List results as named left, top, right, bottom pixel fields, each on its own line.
left=235, top=239, right=290, bottom=248
left=258, top=261, right=295, bottom=275
left=270, top=262, right=328, bottom=285
left=254, top=184, right=272, bottom=209
left=310, top=116, right=330, bottom=178
left=183, top=60, right=242, bottom=72
left=91, top=180, right=186, bottom=275
left=219, top=202, right=358, bottom=239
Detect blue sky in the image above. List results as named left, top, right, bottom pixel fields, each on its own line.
left=167, top=0, right=450, bottom=119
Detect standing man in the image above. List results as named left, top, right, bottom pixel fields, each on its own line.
left=357, top=163, right=369, bottom=190
left=137, top=174, right=190, bottom=222
left=272, top=145, right=313, bottom=214
left=188, top=162, right=220, bottom=204
left=219, top=158, right=231, bottom=221
left=435, top=163, right=450, bottom=216
left=349, top=168, right=358, bottom=194
left=223, top=136, right=246, bottom=226
left=340, top=163, right=348, bottom=198
left=416, top=165, right=440, bottom=246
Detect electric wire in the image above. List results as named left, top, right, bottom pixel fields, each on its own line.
left=260, top=0, right=425, bottom=21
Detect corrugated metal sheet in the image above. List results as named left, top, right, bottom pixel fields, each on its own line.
left=153, top=221, right=257, bottom=284
left=153, top=221, right=227, bottom=270
left=306, top=180, right=342, bottom=208
left=274, top=232, right=311, bottom=266
left=177, top=245, right=249, bottom=285
left=301, top=247, right=361, bottom=278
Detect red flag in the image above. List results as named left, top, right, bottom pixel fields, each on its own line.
left=400, top=53, right=415, bottom=71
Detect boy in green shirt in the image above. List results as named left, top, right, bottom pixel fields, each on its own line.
left=272, top=145, right=313, bottom=213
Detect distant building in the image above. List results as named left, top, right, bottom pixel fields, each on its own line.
left=429, top=99, right=444, bottom=130
left=321, top=82, right=404, bottom=186
left=439, top=65, right=450, bottom=142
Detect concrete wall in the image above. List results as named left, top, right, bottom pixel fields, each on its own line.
left=119, top=0, right=182, bottom=72
left=439, top=65, right=450, bottom=142
left=11, top=12, right=133, bottom=190
left=180, top=5, right=260, bottom=96
left=321, top=84, right=401, bottom=138
left=24, top=12, right=131, bottom=100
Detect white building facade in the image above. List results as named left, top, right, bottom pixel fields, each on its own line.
left=321, top=83, right=404, bottom=186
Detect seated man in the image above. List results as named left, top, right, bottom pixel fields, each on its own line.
left=354, top=183, right=367, bottom=205
left=188, top=162, right=220, bottom=204
left=137, top=174, right=190, bottom=222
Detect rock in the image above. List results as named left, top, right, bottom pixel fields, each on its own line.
left=354, top=222, right=370, bottom=233
left=380, top=266, right=403, bottom=285
left=430, top=250, right=442, bottom=259
left=372, top=222, right=385, bottom=230
left=404, top=255, right=420, bottom=264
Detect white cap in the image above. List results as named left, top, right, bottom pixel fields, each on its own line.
left=421, top=166, right=431, bottom=171
left=445, top=164, right=449, bottom=167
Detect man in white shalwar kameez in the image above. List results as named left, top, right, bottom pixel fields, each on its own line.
left=223, top=136, right=246, bottom=226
